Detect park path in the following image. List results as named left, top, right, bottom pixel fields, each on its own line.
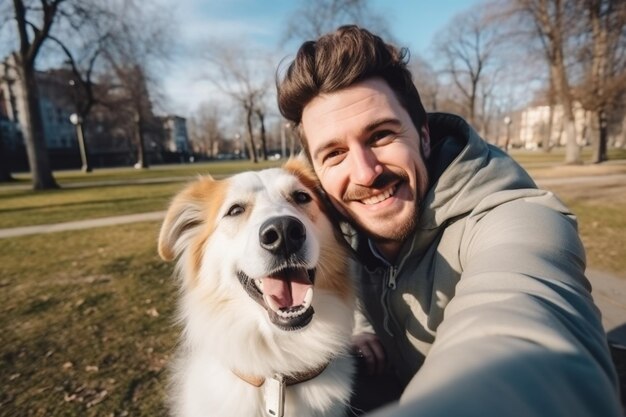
left=0, top=173, right=625, bottom=347
left=0, top=210, right=165, bottom=239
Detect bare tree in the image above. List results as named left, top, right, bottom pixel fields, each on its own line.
left=435, top=7, right=505, bottom=134
left=189, top=102, right=223, bottom=158
left=10, top=0, right=62, bottom=189
left=543, top=77, right=557, bottom=151
left=43, top=4, right=117, bottom=173
left=6, top=0, right=168, bottom=185
left=409, top=55, right=441, bottom=112
left=514, top=0, right=582, bottom=164
left=575, top=0, right=626, bottom=163
left=201, top=42, right=274, bottom=163
left=282, top=0, right=391, bottom=43
left=101, top=0, right=175, bottom=169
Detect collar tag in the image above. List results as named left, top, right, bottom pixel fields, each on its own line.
left=264, top=374, right=285, bottom=417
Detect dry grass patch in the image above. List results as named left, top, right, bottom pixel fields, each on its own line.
left=0, top=222, right=177, bottom=417
left=541, top=176, right=626, bottom=277
left=0, top=182, right=185, bottom=229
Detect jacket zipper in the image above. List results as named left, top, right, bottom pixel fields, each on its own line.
left=381, top=265, right=398, bottom=336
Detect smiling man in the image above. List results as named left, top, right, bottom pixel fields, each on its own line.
left=277, top=26, right=622, bottom=416
left=303, top=78, right=429, bottom=261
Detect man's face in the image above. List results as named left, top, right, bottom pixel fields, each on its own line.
left=301, top=77, right=430, bottom=259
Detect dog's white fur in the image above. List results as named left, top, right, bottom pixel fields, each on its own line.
left=159, top=160, right=355, bottom=417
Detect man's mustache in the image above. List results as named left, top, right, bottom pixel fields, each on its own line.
left=343, top=170, right=407, bottom=201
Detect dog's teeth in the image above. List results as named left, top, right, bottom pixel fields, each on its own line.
left=302, top=288, right=313, bottom=309
left=277, top=306, right=309, bottom=319
left=264, top=295, right=280, bottom=312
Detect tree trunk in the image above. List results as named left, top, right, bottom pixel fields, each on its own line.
left=469, top=89, right=477, bottom=128
left=134, top=113, right=148, bottom=169
left=20, top=65, right=59, bottom=189
left=544, top=78, right=555, bottom=152
left=245, top=106, right=258, bottom=163
left=256, top=109, right=268, bottom=161
left=589, top=0, right=608, bottom=164
left=562, top=117, right=580, bottom=164
left=592, top=109, right=608, bottom=163
left=551, top=58, right=581, bottom=164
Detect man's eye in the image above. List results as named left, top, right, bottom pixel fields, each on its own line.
left=371, top=130, right=394, bottom=144
left=226, top=204, right=245, bottom=216
left=321, top=149, right=345, bottom=165
left=293, top=190, right=312, bottom=204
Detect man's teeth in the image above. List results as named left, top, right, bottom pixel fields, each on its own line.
left=361, top=186, right=395, bottom=205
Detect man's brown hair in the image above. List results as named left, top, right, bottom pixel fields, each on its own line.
left=276, top=25, right=427, bottom=153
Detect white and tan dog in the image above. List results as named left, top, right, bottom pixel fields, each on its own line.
left=158, top=159, right=356, bottom=417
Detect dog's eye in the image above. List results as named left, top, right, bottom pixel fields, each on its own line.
left=293, top=190, right=312, bottom=204
left=226, top=204, right=245, bottom=216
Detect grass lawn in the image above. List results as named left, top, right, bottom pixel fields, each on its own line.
left=0, top=160, right=281, bottom=228
left=0, top=222, right=177, bottom=417
left=0, top=182, right=182, bottom=228
left=542, top=176, right=626, bottom=276
left=0, top=151, right=624, bottom=416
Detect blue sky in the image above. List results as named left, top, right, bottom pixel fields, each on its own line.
left=162, top=0, right=485, bottom=116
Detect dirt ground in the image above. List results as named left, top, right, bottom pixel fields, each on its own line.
left=541, top=176, right=626, bottom=205
left=530, top=162, right=626, bottom=204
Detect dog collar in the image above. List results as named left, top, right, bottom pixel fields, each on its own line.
left=232, top=365, right=329, bottom=417
left=232, top=362, right=329, bottom=387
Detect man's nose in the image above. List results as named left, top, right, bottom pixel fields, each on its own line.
left=350, top=146, right=382, bottom=186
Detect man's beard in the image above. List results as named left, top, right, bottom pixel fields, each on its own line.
left=353, top=197, right=419, bottom=244
left=341, top=169, right=419, bottom=244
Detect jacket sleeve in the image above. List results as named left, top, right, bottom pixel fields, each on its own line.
left=377, top=195, right=622, bottom=417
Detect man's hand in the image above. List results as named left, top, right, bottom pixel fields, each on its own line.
left=352, top=332, right=386, bottom=375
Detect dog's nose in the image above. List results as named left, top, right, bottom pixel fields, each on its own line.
left=259, top=216, right=306, bottom=256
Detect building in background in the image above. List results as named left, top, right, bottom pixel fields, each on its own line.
left=0, top=55, right=24, bottom=151
left=160, top=115, right=190, bottom=155
left=1, top=54, right=192, bottom=170
left=1, top=57, right=76, bottom=151
left=519, top=102, right=589, bottom=150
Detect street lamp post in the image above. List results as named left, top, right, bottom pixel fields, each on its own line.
left=68, top=79, right=91, bottom=172
left=69, top=112, right=91, bottom=172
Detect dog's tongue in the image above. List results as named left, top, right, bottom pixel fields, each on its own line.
left=263, top=269, right=312, bottom=310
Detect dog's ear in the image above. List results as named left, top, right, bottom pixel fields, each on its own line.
left=283, top=155, right=316, bottom=183
left=158, top=176, right=221, bottom=261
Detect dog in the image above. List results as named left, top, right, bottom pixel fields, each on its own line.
left=158, top=158, right=356, bottom=417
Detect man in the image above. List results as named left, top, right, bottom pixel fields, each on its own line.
left=277, top=26, right=622, bottom=416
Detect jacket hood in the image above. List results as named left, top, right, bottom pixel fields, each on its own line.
left=420, top=113, right=536, bottom=231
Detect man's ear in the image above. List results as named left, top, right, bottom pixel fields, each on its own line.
left=420, top=125, right=431, bottom=159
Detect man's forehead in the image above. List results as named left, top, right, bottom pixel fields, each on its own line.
left=303, top=79, right=398, bottom=122
left=301, top=79, right=405, bottom=156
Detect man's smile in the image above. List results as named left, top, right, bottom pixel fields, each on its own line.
left=359, top=184, right=397, bottom=205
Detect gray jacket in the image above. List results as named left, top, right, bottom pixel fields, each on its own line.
left=351, top=113, right=621, bottom=416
